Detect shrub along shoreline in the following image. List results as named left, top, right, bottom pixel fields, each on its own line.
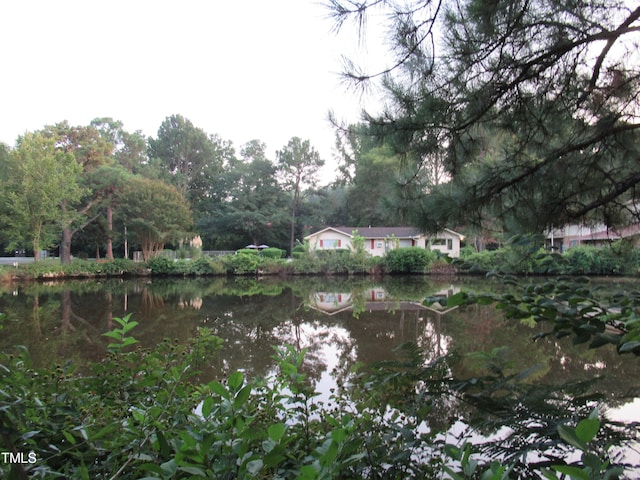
left=1, top=239, right=638, bottom=282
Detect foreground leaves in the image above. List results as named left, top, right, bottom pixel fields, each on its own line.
left=1, top=315, right=637, bottom=479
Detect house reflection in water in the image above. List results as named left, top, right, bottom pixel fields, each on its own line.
left=307, top=286, right=460, bottom=316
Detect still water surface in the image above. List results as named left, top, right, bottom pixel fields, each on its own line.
left=1, top=275, right=638, bottom=468
left=1, top=276, right=637, bottom=380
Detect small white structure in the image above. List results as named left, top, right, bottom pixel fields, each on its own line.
left=304, top=226, right=464, bottom=258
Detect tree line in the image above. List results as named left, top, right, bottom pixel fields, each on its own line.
left=0, top=115, right=431, bottom=263
left=4, top=0, right=639, bottom=263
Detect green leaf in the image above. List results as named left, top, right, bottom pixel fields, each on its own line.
left=447, top=292, right=468, bottom=307
left=557, top=424, right=588, bottom=451
left=476, top=294, right=497, bottom=305
left=575, top=418, right=600, bottom=444
left=268, top=423, right=286, bottom=442
left=245, top=459, right=263, bottom=476
left=201, top=396, right=214, bottom=418
left=233, top=384, right=252, bottom=410
left=227, top=371, right=244, bottom=392
left=552, top=465, right=591, bottom=480
left=139, top=463, right=164, bottom=474
left=113, top=316, right=128, bottom=327
left=179, top=466, right=208, bottom=476
left=121, top=320, right=139, bottom=334
left=102, top=331, right=122, bottom=340
left=263, top=448, right=286, bottom=468
left=156, top=429, right=170, bottom=458
left=208, top=381, right=230, bottom=400
left=121, top=337, right=140, bottom=347
left=444, top=444, right=461, bottom=460
left=331, top=427, right=346, bottom=443
left=299, top=464, right=319, bottom=480
left=63, top=430, right=76, bottom=445
left=618, top=340, right=640, bottom=353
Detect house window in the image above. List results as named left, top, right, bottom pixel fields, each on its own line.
left=376, top=241, right=383, bottom=248
left=432, top=238, right=446, bottom=246
left=321, top=239, right=341, bottom=249
left=447, top=239, right=453, bottom=250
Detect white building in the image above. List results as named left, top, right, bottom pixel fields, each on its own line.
left=304, top=226, right=464, bottom=258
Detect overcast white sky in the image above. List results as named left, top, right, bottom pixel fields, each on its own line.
left=0, top=0, right=383, bottom=182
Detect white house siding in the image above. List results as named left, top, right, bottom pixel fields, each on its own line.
left=305, top=227, right=464, bottom=258
left=429, top=230, right=462, bottom=258
left=307, top=230, right=353, bottom=251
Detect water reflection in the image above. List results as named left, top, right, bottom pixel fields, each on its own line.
left=1, top=276, right=636, bottom=397
left=0, top=277, right=635, bottom=377
left=1, top=276, right=638, bottom=472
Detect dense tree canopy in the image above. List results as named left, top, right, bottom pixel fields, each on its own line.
left=327, top=0, right=640, bottom=234
left=0, top=133, right=84, bottom=260
left=197, top=140, right=290, bottom=249
left=147, top=114, right=228, bottom=207
left=115, top=177, right=193, bottom=261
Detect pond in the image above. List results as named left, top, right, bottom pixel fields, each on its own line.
left=0, top=275, right=638, bottom=473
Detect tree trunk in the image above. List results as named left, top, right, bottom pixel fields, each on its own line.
left=289, top=207, right=296, bottom=257
left=106, top=205, right=114, bottom=260
left=32, top=237, right=40, bottom=262
left=60, top=228, right=73, bottom=264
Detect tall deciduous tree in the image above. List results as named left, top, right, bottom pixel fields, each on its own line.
left=147, top=114, right=226, bottom=207
left=115, top=177, right=193, bottom=261
left=90, top=117, right=148, bottom=173
left=276, top=137, right=325, bottom=254
left=327, top=0, right=640, bottom=233
left=40, top=121, right=114, bottom=263
left=0, top=133, right=84, bottom=260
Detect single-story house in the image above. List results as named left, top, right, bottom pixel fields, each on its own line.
left=304, top=226, right=465, bottom=258
left=547, top=223, right=640, bottom=251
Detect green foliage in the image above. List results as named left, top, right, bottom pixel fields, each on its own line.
left=328, top=1, right=640, bottom=233
left=145, top=255, right=175, bottom=275
left=186, top=255, right=226, bottom=275
left=260, top=247, right=285, bottom=259
left=224, top=252, right=261, bottom=275
left=1, top=312, right=637, bottom=479
left=115, top=176, right=193, bottom=261
left=385, top=247, right=437, bottom=273
left=102, top=313, right=140, bottom=353
left=292, top=243, right=307, bottom=259
left=562, top=242, right=637, bottom=275
left=8, top=258, right=146, bottom=280
left=236, top=248, right=260, bottom=256
left=542, top=408, right=624, bottom=480
left=0, top=132, right=84, bottom=259
left=291, top=247, right=381, bottom=275
left=458, top=238, right=639, bottom=276
left=432, top=275, right=640, bottom=356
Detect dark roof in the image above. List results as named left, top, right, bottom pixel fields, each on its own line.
left=333, top=226, right=423, bottom=238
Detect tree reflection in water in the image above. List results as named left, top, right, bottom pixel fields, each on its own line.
left=0, top=275, right=638, bottom=475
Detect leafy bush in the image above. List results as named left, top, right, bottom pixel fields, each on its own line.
left=1, top=315, right=633, bottom=479
left=384, top=247, right=436, bottom=273
left=291, top=244, right=306, bottom=259
left=145, top=255, right=176, bottom=275
left=224, top=252, right=261, bottom=274
left=562, top=242, right=637, bottom=275
left=96, top=258, right=142, bottom=275
left=460, top=240, right=639, bottom=276
left=185, top=255, right=226, bottom=275
left=261, top=247, right=285, bottom=259
left=236, top=248, right=260, bottom=256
